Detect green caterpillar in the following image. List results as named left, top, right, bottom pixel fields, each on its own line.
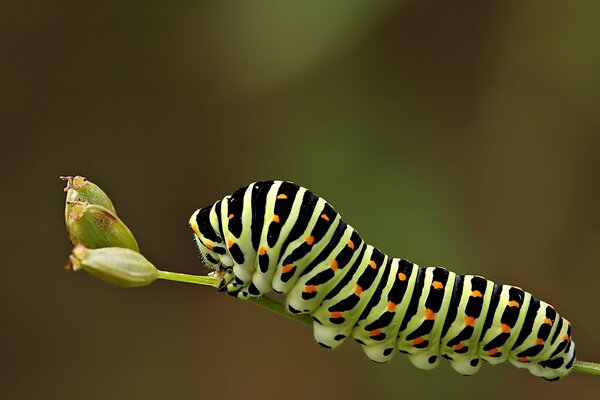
left=189, top=180, right=575, bottom=380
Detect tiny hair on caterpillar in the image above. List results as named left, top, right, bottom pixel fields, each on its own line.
left=189, top=180, right=575, bottom=381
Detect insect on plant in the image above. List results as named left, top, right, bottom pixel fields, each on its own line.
left=62, top=176, right=600, bottom=380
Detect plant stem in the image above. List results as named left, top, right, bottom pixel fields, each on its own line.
left=156, top=269, right=312, bottom=325
left=572, top=360, right=600, bottom=376
left=246, top=295, right=313, bottom=325
left=156, top=270, right=220, bottom=287
left=156, top=269, right=600, bottom=377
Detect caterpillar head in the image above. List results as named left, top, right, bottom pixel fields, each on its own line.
left=189, top=206, right=233, bottom=276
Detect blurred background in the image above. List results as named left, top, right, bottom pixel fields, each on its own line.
left=2, top=1, right=600, bottom=399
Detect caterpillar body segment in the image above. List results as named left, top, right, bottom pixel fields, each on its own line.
left=189, top=180, right=576, bottom=381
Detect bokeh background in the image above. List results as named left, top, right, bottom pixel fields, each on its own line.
left=2, top=1, right=600, bottom=399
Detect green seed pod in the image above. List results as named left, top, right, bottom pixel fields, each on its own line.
left=69, top=245, right=157, bottom=287
left=66, top=201, right=140, bottom=251
left=61, top=175, right=117, bottom=220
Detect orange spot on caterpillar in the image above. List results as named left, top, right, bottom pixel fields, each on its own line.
left=464, top=316, right=475, bottom=326
left=412, top=337, right=425, bottom=345
left=563, top=335, right=569, bottom=341
left=501, top=324, right=511, bottom=333
left=487, top=348, right=498, bottom=356
left=471, top=290, right=483, bottom=297
left=281, top=264, right=294, bottom=273
left=347, top=240, right=355, bottom=250
left=259, top=247, right=267, bottom=256
left=536, top=338, right=545, bottom=345
left=544, top=318, right=553, bottom=326
left=354, top=284, right=363, bottom=295
left=432, top=281, right=444, bottom=289
left=453, top=342, right=464, bottom=351
left=227, top=239, right=234, bottom=248
left=320, top=213, right=330, bottom=222
left=398, top=272, right=407, bottom=281
left=205, top=243, right=214, bottom=251
left=424, top=309, right=435, bottom=320
left=272, top=215, right=280, bottom=223
left=277, top=194, right=288, bottom=199
left=507, top=300, right=520, bottom=308
left=517, top=357, right=529, bottom=363
left=330, top=260, right=338, bottom=271
left=369, top=260, right=377, bottom=269
left=228, top=213, right=234, bottom=219
left=304, top=285, right=317, bottom=293
left=386, top=301, right=396, bottom=311
left=306, top=236, right=315, bottom=245
left=369, top=329, right=382, bottom=337
left=330, top=311, right=343, bottom=319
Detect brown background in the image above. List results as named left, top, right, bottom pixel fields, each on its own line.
left=2, top=1, right=599, bottom=399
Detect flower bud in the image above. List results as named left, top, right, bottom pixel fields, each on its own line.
left=66, top=201, right=139, bottom=251
left=69, top=245, right=157, bottom=287
left=61, top=175, right=117, bottom=220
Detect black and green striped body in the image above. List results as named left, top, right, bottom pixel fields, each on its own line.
left=190, top=180, right=575, bottom=380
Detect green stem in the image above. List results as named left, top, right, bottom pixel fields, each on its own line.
left=157, top=270, right=220, bottom=287
left=156, top=269, right=600, bottom=377
left=156, top=269, right=312, bottom=326
left=572, top=360, right=600, bottom=376
left=245, top=295, right=313, bottom=326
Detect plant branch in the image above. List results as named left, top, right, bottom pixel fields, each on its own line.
left=156, top=269, right=312, bottom=326
left=157, top=270, right=221, bottom=287
left=572, top=360, right=600, bottom=376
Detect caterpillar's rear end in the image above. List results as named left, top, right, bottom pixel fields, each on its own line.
left=190, top=180, right=576, bottom=380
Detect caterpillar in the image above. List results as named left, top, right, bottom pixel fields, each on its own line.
left=189, top=180, right=576, bottom=381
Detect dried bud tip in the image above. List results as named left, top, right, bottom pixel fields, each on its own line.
left=62, top=175, right=117, bottom=216
left=60, top=175, right=88, bottom=192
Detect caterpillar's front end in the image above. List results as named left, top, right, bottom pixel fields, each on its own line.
left=189, top=205, right=236, bottom=291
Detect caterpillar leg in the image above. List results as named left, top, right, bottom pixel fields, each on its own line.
left=446, top=355, right=483, bottom=375
left=350, top=258, right=407, bottom=363
left=394, top=267, right=454, bottom=371
left=310, top=246, right=388, bottom=349
left=439, top=275, right=493, bottom=375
